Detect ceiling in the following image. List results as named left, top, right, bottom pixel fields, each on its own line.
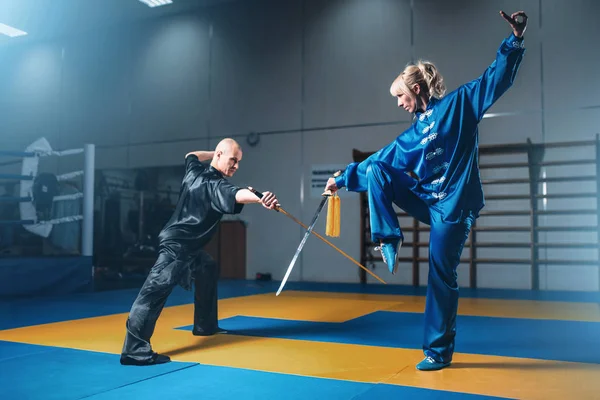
left=0, top=0, right=241, bottom=45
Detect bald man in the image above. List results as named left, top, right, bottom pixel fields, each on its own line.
left=120, top=138, right=278, bottom=366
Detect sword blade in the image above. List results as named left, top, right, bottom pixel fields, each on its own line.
left=276, top=196, right=328, bottom=296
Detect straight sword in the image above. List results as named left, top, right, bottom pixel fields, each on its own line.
left=276, top=194, right=329, bottom=296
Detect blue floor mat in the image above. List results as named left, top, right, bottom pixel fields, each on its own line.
left=351, top=383, right=506, bottom=400
left=0, top=341, right=197, bottom=400
left=0, top=340, right=56, bottom=362
left=84, top=362, right=503, bottom=400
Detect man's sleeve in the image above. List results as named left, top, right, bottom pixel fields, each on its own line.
left=185, top=154, right=207, bottom=176
left=210, top=179, right=244, bottom=214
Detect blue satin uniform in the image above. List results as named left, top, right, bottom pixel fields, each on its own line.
left=335, top=33, right=525, bottom=363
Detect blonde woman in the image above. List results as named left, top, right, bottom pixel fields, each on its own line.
left=325, top=11, right=528, bottom=371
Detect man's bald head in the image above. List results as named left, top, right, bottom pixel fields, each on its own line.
left=215, top=138, right=241, bottom=154
left=211, top=138, right=243, bottom=178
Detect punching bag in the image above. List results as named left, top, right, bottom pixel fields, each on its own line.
left=32, top=173, right=59, bottom=220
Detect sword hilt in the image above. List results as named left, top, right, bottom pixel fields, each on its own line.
left=247, top=186, right=263, bottom=199
left=322, top=170, right=342, bottom=197
left=247, top=186, right=281, bottom=212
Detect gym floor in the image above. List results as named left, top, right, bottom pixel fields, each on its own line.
left=1, top=280, right=599, bottom=399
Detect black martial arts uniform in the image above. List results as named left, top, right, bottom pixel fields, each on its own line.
left=120, top=154, right=244, bottom=365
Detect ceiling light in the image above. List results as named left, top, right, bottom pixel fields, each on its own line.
left=138, top=0, right=173, bottom=7
left=0, top=23, right=27, bottom=37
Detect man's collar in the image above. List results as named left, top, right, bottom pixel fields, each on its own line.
left=208, top=165, right=225, bottom=178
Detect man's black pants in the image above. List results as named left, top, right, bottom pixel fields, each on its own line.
left=121, top=250, right=219, bottom=362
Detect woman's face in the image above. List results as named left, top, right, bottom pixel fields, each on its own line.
left=396, top=92, right=417, bottom=113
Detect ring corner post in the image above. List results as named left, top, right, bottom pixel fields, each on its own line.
left=82, top=144, right=95, bottom=278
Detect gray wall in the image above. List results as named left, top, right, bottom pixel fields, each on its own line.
left=1, top=0, right=599, bottom=290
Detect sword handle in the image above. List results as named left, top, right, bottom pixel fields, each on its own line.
left=247, top=186, right=281, bottom=212
left=322, top=170, right=342, bottom=196
left=247, top=186, right=263, bottom=199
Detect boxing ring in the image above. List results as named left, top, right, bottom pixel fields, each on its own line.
left=0, top=138, right=95, bottom=297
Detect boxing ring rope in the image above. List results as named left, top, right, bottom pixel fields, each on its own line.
left=0, top=137, right=95, bottom=258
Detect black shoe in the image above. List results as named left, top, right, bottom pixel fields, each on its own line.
left=120, top=352, right=171, bottom=366
left=192, top=326, right=228, bottom=336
